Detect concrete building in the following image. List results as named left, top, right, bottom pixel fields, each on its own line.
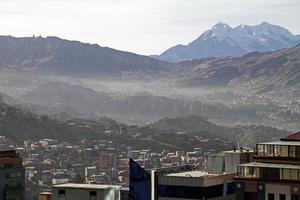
left=0, top=150, right=25, bottom=200
left=208, top=148, right=254, bottom=174
left=52, top=184, right=121, bottom=200
left=129, top=159, right=235, bottom=200
left=208, top=152, right=225, bottom=174
left=224, top=148, right=254, bottom=173
left=235, top=132, right=300, bottom=200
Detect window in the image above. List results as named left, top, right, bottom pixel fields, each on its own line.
left=274, top=146, right=288, bottom=157
left=5, top=173, right=17, bottom=179
left=253, top=167, right=260, bottom=178
left=292, top=195, right=299, bottom=200
left=58, top=190, right=66, bottom=200
left=243, top=167, right=253, bottom=178
left=245, top=192, right=257, bottom=200
left=296, top=146, right=300, bottom=157
left=237, top=166, right=243, bottom=176
left=280, top=194, right=286, bottom=200
left=291, top=169, right=299, bottom=180
left=290, top=146, right=296, bottom=157
left=90, top=191, right=97, bottom=200
left=266, top=145, right=274, bottom=156
left=58, top=190, right=66, bottom=194
left=282, top=169, right=291, bottom=180
left=268, top=193, right=275, bottom=200
left=261, top=168, right=280, bottom=179
left=257, top=145, right=265, bottom=155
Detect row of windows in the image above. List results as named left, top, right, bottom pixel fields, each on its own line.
left=5, top=172, right=22, bottom=179
left=257, top=144, right=300, bottom=157
left=237, top=166, right=300, bottom=180
left=268, top=193, right=287, bottom=200
left=243, top=192, right=299, bottom=200
left=157, top=183, right=234, bottom=199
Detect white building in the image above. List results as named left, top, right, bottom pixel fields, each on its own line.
left=52, top=184, right=121, bottom=200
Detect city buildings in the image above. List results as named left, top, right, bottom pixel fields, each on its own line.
left=129, top=159, right=235, bottom=200
left=0, top=150, right=25, bottom=200
left=52, top=183, right=121, bottom=200
left=99, top=153, right=117, bottom=170
left=235, top=132, right=300, bottom=200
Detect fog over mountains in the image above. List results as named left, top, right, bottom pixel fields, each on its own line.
left=0, top=21, right=300, bottom=134
left=156, top=22, right=300, bottom=62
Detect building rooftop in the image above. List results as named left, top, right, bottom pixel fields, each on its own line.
left=258, top=141, right=300, bottom=146
left=166, top=170, right=228, bottom=177
left=281, top=131, right=300, bottom=142
left=223, top=149, right=254, bottom=153
left=53, top=183, right=121, bottom=190
left=40, top=192, right=52, bottom=195
left=239, top=162, right=300, bottom=170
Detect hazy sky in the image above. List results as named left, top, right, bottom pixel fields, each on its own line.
left=0, top=0, right=299, bottom=55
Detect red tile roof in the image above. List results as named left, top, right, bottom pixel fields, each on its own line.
left=281, top=131, right=300, bottom=141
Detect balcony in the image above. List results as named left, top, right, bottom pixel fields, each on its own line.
left=256, top=141, right=300, bottom=159
left=236, top=162, right=300, bottom=182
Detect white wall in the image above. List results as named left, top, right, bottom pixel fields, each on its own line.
left=265, top=184, right=290, bottom=200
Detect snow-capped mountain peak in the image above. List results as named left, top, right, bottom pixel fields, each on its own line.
left=212, top=22, right=232, bottom=30
left=157, top=22, right=300, bottom=62
left=201, top=22, right=233, bottom=41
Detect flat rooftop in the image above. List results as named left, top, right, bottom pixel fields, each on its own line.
left=258, top=141, right=300, bottom=146
left=53, top=183, right=121, bottom=190
left=223, top=150, right=254, bottom=153
left=166, top=171, right=229, bottom=178
left=239, top=162, right=300, bottom=170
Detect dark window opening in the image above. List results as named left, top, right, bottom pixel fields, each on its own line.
left=280, top=194, right=286, bottom=200
left=268, top=193, right=275, bottom=200
left=292, top=195, right=300, bottom=200
left=245, top=192, right=257, bottom=200
left=58, top=190, right=66, bottom=195
left=90, top=191, right=97, bottom=196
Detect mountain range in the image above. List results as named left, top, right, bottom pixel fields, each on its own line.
left=0, top=36, right=171, bottom=77
left=174, top=43, right=300, bottom=88
left=0, top=98, right=287, bottom=148
left=156, top=22, right=300, bottom=62
left=0, top=22, right=300, bottom=131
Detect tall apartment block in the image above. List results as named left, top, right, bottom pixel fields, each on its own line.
left=0, top=150, right=25, bottom=200
left=235, top=132, right=300, bottom=200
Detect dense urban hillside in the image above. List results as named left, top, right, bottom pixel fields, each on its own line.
left=151, top=115, right=287, bottom=146
left=174, top=43, right=300, bottom=88
left=0, top=99, right=235, bottom=151
left=0, top=98, right=119, bottom=142
left=0, top=97, right=288, bottom=149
